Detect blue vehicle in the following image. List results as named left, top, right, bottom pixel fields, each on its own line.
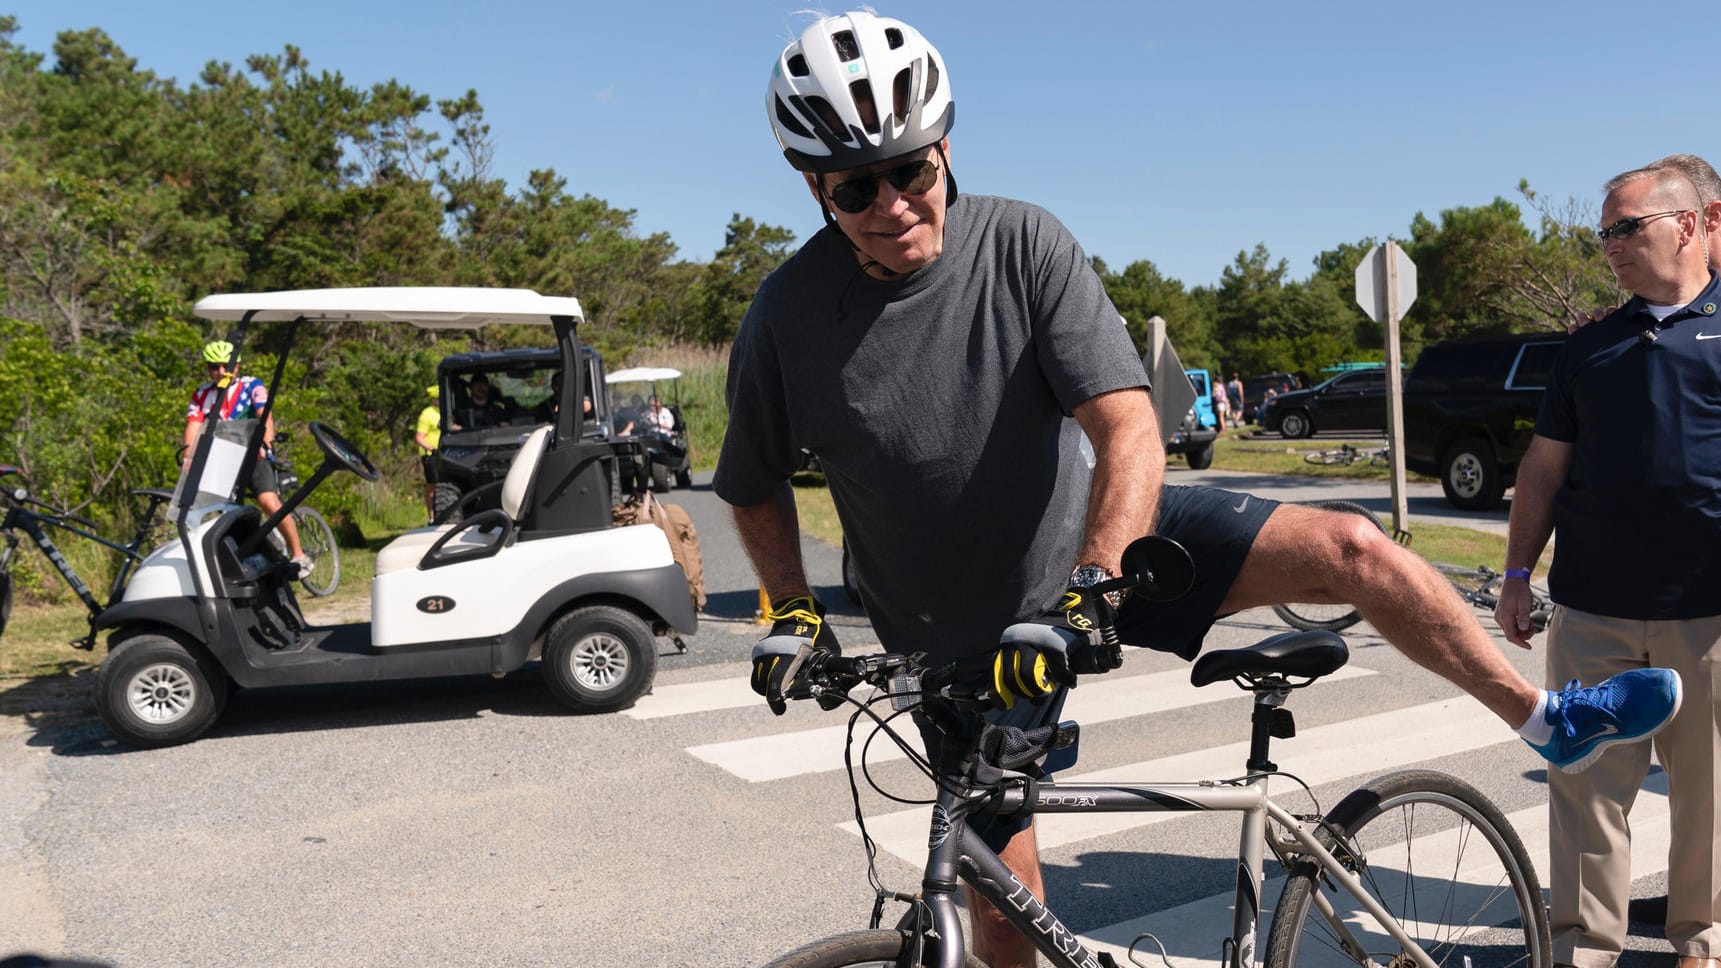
left=1166, top=368, right=1219, bottom=469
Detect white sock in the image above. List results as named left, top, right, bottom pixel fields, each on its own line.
left=1516, top=691, right=1553, bottom=744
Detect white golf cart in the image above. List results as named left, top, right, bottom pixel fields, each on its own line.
left=90, top=287, right=696, bottom=748
left=604, top=366, right=693, bottom=493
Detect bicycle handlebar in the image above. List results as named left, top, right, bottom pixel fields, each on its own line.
left=2, top=485, right=99, bottom=530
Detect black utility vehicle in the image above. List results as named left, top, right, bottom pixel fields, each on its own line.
left=431, top=346, right=610, bottom=519
left=1257, top=367, right=1390, bottom=438
left=1402, top=332, right=1565, bottom=510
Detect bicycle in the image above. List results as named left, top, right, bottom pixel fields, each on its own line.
left=265, top=447, right=340, bottom=597
left=763, top=536, right=1551, bottom=968
left=0, top=463, right=174, bottom=649
left=1302, top=444, right=1388, bottom=467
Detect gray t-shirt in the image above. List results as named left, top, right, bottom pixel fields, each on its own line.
left=714, top=194, right=1149, bottom=662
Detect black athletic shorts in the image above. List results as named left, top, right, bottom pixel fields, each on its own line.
left=420, top=454, right=440, bottom=483
left=249, top=457, right=281, bottom=497
left=1114, top=483, right=1279, bottom=661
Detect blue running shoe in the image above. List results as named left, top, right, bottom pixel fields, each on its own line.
left=1527, top=669, right=1683, bottom=774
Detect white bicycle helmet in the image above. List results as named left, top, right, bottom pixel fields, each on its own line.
left=767, top=11, right=955, bottom=173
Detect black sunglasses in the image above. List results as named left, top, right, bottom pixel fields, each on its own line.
left=1596, top=210, right=1687, bottom=242
left=827, top=159, right=940, bottom=214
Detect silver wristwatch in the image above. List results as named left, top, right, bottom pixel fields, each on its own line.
left=1069, top=563, right=1112, bottom=588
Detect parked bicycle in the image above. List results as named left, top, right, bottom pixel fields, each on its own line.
left=1302, top=443, right=1389, bottom=467
left=266, top=446, right=340, bottom=597
left=763, top=535, right=1551, bottom=968
left=0, top=463, right=174, bottom=649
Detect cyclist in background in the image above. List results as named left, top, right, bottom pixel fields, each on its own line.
left=718, top=14, right=1683, bottom=968
left=184, top=340, right=308, bottom=575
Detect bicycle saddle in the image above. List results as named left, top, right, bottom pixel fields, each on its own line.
left=1189, top=630, right=1348, bottom=687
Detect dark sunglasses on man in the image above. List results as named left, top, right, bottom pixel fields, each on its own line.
left=828, top=158, right=940, bottom=214
left=1596, top=210, right=1689, bottom=242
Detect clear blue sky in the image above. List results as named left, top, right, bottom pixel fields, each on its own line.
left=8, top=1, right=1720, bottom=288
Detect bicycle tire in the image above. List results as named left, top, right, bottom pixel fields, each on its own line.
left=1264, top=768, right=1551, bottom=968
left=294, top=508, right=341, bottom=597
left=1304, top=449, right=1352, bottom=466
left=1270, top=500, right=1384, bottom=633
left=761, top=929, right=985, bottom=968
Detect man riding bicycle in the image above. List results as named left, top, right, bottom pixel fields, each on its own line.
left=184, top=339, right=308, bottom=576
left=715, top=13, right=1682, bottom=967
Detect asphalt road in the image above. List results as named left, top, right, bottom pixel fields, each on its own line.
left=1, top=469, right=1672, bottom=968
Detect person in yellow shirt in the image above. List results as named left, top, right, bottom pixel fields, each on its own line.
left=414, top=385, right=442, bottom=522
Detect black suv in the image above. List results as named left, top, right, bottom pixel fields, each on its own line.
left=1257, top=367, right=1390, bottom=438
left=431, top=346, right=610, bottom=519
left=1402, top=332, right=1565, bottom=510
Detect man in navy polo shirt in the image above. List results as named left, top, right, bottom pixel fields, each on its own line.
left=1499, top=163, right=1721, bottom=968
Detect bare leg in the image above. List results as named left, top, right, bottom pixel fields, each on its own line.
left=1219, top=504, right=1540, bottom=727
left=967, top=821, right=1042, bottom=968
left=256, top=490, right=304, bottom=559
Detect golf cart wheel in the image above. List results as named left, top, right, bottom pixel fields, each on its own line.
left=95, top=634, right=228, bottom=748
left=651, top=462, right=670, bottom=493
left=541, top=605, right=657, bottom=713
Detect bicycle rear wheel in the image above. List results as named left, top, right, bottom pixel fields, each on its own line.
left=294, top=508, right=340, bottom=597
left=762, top=930, right=985, bottom=968
left=1271, top=501, right=1384, bottom=632
left=1265, top=769, right=1550, bottom=968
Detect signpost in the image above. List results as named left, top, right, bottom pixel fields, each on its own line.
left=1355, top=242, right=1416, bottom=535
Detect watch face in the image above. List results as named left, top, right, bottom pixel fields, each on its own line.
left=1070, top=564, right=1110, bottom=588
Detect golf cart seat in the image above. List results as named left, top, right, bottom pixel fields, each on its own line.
left=374, top=425, right=551, bottom=575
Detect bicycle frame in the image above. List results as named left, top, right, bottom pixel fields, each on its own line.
left=1, top=504, right=146, bottom=618
left=907, top=721, right=1445, bottom=968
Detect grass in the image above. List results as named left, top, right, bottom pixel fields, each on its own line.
left=1209, top=433, right=1437, bottom=482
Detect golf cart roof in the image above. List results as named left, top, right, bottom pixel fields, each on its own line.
left=605, top=367, right=682, bottom=383
left=192, top=287, right=584, bottom=328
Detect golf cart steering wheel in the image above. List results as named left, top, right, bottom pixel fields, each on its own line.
left=308, top=421, right=380, bottom=482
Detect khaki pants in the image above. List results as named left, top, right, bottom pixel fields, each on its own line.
left=1545, top=607, right=1721, bottom=966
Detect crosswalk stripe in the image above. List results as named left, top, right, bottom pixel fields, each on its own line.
left=1077, top=776, right=1672, bottom=968
left=843, top=696, right=1518, bottom=863
left=625, top=675, right=758, bottom=719
left=685, top=664, right=1377, bottom=782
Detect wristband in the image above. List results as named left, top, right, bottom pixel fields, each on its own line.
left=1503, top=567, right=1532, bottom=582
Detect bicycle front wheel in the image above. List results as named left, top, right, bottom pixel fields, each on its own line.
left=1265, top=769, right=1550, bottom=968
left=294, top=508, right=341, bottom=597
left=1304, top=449, right=1351, bottom=465
left=762, top=929, right=986, bottom=968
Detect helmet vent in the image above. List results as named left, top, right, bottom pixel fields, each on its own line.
left=924, top=58, right=940, bottom=102
left=884, top=27, right=904, bottom=49
left=787, top=53, right=809, bottom=77
left=831, top=30, right=860, bottom=61
left=802, top=95, right=850, bottom=143
left=774, top=97, right=813, bottom=138
left=849, top=80, right=880, bottom=133
left=892, top=69, right=911, bottom=121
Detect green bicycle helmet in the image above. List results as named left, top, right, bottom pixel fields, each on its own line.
left=202, top=340, right=237, bottom=365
